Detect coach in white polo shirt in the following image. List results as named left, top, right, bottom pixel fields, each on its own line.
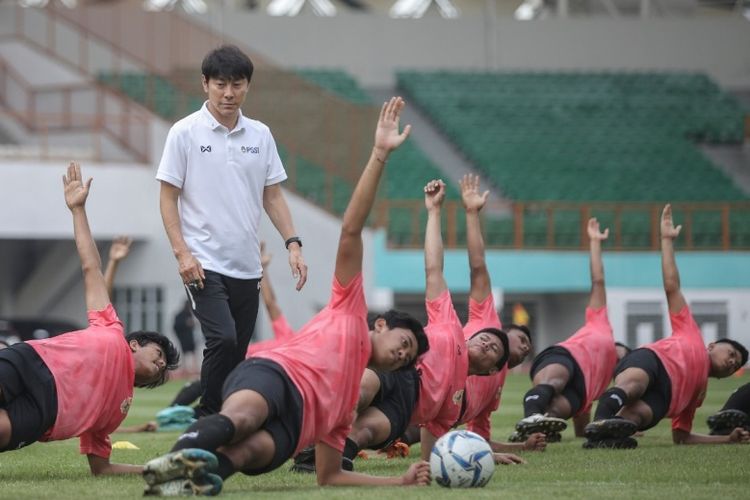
left=157, top=45, right=308, bottom=416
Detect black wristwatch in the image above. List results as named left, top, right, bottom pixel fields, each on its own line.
left=285, top=236, right=302, bottom=249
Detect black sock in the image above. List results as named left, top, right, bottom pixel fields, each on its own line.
left=594, top=388, right=628, bottom=421
left=341, top=438, right=359, bottom=471
left=214, top=452, right=236, bottom=480
left=171, top=414, right=236, bottom=453
left=721, top=382, right=750, bottom=414
left=171, top=380, right=203, bottom=407
left=523, top=384, right=556, bottom=417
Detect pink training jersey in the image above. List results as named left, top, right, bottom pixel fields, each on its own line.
left=253, top=273, right=371, bottom=454
left=558, top=307, right=617, bottom=416
left=460, top=294, right=507, bottom=440
left=644, top=306, right=709, bottom=432
left=246, top=315, right=296, bottom=357
left=27, top=304, right=134, bottom=458
left=411, top=290, right=469, bottom=438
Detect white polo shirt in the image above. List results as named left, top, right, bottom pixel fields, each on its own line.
left=156, top=102, right=287, bottom=279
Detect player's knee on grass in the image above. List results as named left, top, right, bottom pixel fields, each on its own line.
left=221, top=430, right=276, bottom=473
left=221, top=390, right=270, bottom=440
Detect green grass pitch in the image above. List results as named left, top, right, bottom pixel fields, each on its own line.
left=1, top=373, right=748, bottom=499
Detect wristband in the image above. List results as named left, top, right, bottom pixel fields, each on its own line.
left=285, top=236, right=302, bottom=249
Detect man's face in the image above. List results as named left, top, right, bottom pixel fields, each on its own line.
left=467, top=331, right=503, bottom=375
left=370, top=320, right=419, bottom=372
left=132, top=341, right=167, bottom=386
left=507, top=328, right=531, bottom=368
left=709, top=342, right=743, bottom=378
left=202, top=76, right=249, bottom=125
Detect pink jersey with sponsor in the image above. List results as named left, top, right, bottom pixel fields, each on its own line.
left=460, top=294, right=506, bottom=440
left=411, top=290, right=469, bottom=438
left=246, top=315, right=296, bottom=357
left=644, top=306, right=709, bottom=432
left=558, top=307, right=617, bottom=416
left=28, top=304, right=134, bottom=458
left=253, top=273, right=370, bottom=453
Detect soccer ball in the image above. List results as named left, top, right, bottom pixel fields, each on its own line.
left=429, top=430, right=495, bottom=488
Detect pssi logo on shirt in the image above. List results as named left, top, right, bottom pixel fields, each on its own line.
left=120, top=397, right=133, bottom=414
left=241, top=146, right=260, bottom=154
left=200, top=145, right=212, bottom=153
left=452, top=389, right=465, bottom=406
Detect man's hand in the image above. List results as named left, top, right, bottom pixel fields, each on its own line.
left=288, top=245, right=307, bottom=291
left=493, top=452, right=526, bottom=465
left=661, top=204, right=682, bottom=240
left=177, top=252, right=205, bottom=290
left=587, top=217, right=609, bottom=242
left=109, top=236, right=133, bottom=262
left=373, top=96, right=411, bottom=158
left=401, top=460, right=431, bottom=486
left=424, top=179, right=446, bottom=211
left=460, top=174, right=489, bottom=213
left=63, top=161, right=92, bottom=210
left=728, top=427, right=750, bottom=444
left=523, top=432, right=547, bottom=452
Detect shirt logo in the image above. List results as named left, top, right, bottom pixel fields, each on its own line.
left=200, top=145, right=212, bottom=153
left=452, top=389, right=465, bottom=406
left=120, top=397, right=133, bottom=414
left=241, top=146, right=259, bottom=154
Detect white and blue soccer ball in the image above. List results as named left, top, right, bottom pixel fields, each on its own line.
left=429, top=430, right=495, bottom=488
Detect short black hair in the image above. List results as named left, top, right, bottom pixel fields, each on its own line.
left=126, top=331, right=180, bottom=388
left=615, top=342, right=632, bottom=355
left=201, top=45, right=254, bottom=83
left=507, top=323, right=532, bottom=345
left=372, top=310, right=429, bottom=366
left=471, top=327, right=510, bottom=371
left=715, top=339, right=749, bottom=367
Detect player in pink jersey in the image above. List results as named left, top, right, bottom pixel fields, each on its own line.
left=0, top=162, right=179, bottom=475
left=584, top=204, right=749, bottom=449
left=512, top=218, right=618, bottom=443
left=141, top=97, right=431, bottom=496
left=455, top=174, right=542, bottom=459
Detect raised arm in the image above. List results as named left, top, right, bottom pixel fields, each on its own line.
left=587, top=217, right=609, bottom=310
left=660, top=204, right=687, bottom=314
left=335, top=97, right=411, bottom=287
left=103, top=236, right=132, bottom=299
left=63, top=162, right=109, bottom=312
left=263, top=183, right=307, bottom=291
left=259, top=242, right=283, bottom=321
left=159, top=181, right=205, bottom=289
left=424, top=179, right=448, bottom=301
left=460, top=174, right=491, bottom=303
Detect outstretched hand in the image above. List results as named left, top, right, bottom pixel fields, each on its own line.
left=728, top=427, right=750, bottom=444
left=63, top=161, right=92, bottom=210
left=523, top=432, right=547, bottom=452
left=401, top=460, right=431, bottom=486
left=460, top=174, right=489, bottom=213
left=493, top=452, right=526, bottom=465
left=374, top=96, right=411, bottom=156
left=109, top=236, right=133, bottom=262
left=424, top=179, right=446, bottom=211
left=661, top=204, right=682, bottom=240
left=587, top=217, right=609, bottom=242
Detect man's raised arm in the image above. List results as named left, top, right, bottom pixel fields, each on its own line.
left=461, top=174, right=491, bottom=303
left=63, top=162, right=109, bottom=312
left=660, top=204, right=687, bottom=315
left=424, top=179, right=448, bottom=302
left=587, top=217, right=609, bottom=310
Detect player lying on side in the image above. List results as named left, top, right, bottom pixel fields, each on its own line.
left=141, top=97, right=431, bottom=496
left=0, top=162, right=179, bottom=475
left=584, top=204, right=749, bottom=448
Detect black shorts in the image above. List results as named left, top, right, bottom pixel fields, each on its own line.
left=222, top=358, right=303, bottom=475
left=614, top=348, right=672, bottom=429
left=0, top=343, right=58, bottom=451
left=371, top=367, right=420, bottom=449
left=530, top=346, right=586, bottom=416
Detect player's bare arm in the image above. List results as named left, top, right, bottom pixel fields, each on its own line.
left=63, top=162, right=109, bottom=312
left=336, top=97, right=411, bottom=287
left=673, top=427, right=750, bottom=445
left=259, top=242, right=283, bottom=321
left=587, top=217, right=609, bottom=310
left=424, top=179, right=448, bottom=302
left=660, top=204, right=687, bottom=314
left=104, top=235, right=132, bottom=299
left=262, top=183, right=307, bottom=291
left=315, top=442, right=430, bottom=486
left=461, top=174, right=491, bottom=303
left=159, top=181, right=205, bottom=289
